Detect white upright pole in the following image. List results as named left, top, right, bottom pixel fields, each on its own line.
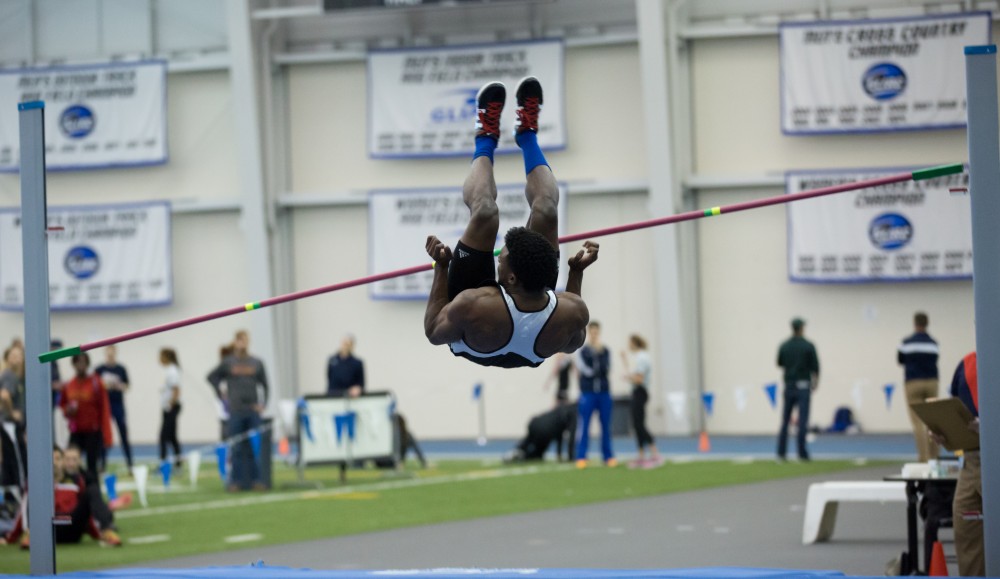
left=227, top=0, right=282, bottom=413
left=635, top=0, right=697, bottom=434
left=964, top=44, right=1000, bottom=576
left=18, top=100, right=56, bottom=575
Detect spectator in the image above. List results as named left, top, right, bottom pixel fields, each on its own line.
left=0, top=344, right=26, bottom=488
left=63, top=443, right=130, bottom=508
left=505, top=403, right=576, bottom=463
left=544, top=352, right=574, bottom=406
left=50, top=339, right=70, bottom=451
left=575, top=321, right=615, bottom=468
left=929, top=353, right=983, bottom=576
left=776, top=317, right=819, bottom=462
left=0, top=344, right=25, bottom=426
left=158, top=348, right=183, bottom=469
left=395, top=413, right=427, bottom=468
left=4, top=446, right=121, bottom=549
left=215, top=344, right=234, bottom=441
left=207, top=330, right=268, bottom=492
left=898, top=311, right=940, bottom=462
left=622, top=334, right=662, bottom=467
left=59, top=353, right=112, bottom=475
left=94, top=345, right=133, bottom=473
left=326, top=334, right=364, bottom=397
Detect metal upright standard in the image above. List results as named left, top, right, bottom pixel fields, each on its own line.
left=18, top=101, right=56, bottom=575
left=964, top=44, right=999, bottom=576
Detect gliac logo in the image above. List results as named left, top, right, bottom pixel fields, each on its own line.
left=869, top=213, right=913, bottom=250
left=64, top=246, right=100, bottom=280
left=862, top=63, right=907, bottom=101
left=429, top=88, right=478, bottom=125
left=60, top=105, right=96, bottom=139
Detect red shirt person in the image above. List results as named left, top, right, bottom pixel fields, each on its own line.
left=59, top=353, right=112, bottom=474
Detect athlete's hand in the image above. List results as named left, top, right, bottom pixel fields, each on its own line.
left=568, top=240, right=599, bottom=271
left=426, top=236, right=452, bottom=266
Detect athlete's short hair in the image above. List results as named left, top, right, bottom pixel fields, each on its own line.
left=504, top=226, right=558, bottom=293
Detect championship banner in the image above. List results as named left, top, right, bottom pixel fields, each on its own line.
left=787, top=168, right=971, bottom=283
left=0, top=60, right=167, bottom=171
left=0, top=201, right=172, bottom=310
left=780, top=13, right=990, bottom=134
left=367, top=39, right=565, bottom=158
left=368, top=184, right=567, bottom=299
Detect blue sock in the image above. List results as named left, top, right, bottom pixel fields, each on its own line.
left=515, top=130, right=548, bottom=175
left=473, top=136, right=497, bottom=164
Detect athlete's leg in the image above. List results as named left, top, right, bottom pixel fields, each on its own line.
left=459, top=82, right=505, bottom=253
left=514, top=77, right=558, bottom=250
left=460, top=157, right=500, bottom=252
left=597, top=392, right=614, bottom=462
left=575, top=392, right=595, bottom=461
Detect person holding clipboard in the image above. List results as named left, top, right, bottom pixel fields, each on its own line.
left=922, top=352, right=983, bottom=577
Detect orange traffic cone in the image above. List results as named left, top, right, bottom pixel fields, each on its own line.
left=698, top=431, right=711, bottom=453
left=278, top=437, right=290, bottom=456
left=928, top=540, right=948, bottom=576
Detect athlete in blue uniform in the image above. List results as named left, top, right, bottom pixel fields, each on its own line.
left=424, top=77, right=597, bottom=368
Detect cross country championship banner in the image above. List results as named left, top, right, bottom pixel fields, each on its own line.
left=787, top=168, right=972, bottom=283
left=780, top=13, right=990, bottom=134
left=0, top=201, right=172, bottom=310
left=368, top=184, right=567, bottom=299
left=367, top=39, right=565, bottom=158
left=0, top=60, right=167, bottom=171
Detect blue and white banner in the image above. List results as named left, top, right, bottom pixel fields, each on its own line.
left=367, top=39, right=565, bottom=158
left=0, top=60, right=167, bottom=171
left=780, top=13, right=990, bottom=134
left=368, top=184, right=568, bottom=299
left=786, top=168, right=972, bottom=283
left=0, top=201, right=172, bottom=310
left=299, top=393, right=395, bottom=466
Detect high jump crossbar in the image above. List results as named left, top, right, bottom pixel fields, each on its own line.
left=39, top=162, right=963, bottom=363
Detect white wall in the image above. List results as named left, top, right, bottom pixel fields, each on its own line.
left=0, top=71, right=251, bottom=446
left=286, top=45, right=664, bottom=438
left=1, top=29, right=983, bottom=444
left=690, top=36, right=976, bottom=434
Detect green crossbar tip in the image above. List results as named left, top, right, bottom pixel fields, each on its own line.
left=39, top=345, right=82, bottom=363
left=912, top=163, right=965, bottom=181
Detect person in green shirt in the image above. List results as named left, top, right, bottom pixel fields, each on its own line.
left=776, top=317, right=819, bottom=461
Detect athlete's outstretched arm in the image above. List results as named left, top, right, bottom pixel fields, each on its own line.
left=565, top=240, right=599, bottom=296
left=424, top=236, right=462, bottom=345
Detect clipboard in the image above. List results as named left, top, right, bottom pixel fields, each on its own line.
left=911, top=398, right=980, bottom=452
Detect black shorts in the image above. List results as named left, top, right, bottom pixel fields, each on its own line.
left=448, top=241, right=496, bottom=301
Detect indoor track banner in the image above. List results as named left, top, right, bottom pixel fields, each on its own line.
left=367, top=39, right=565, bottom=158
left=786, top=168, right=971, bottom=283
left=368, top=184, right=567, bottom=299
left=0, top=201, right=172, bottom=310
left=0, top=60, right=167, bottom=171
left=780, top=12, right=990, bottom=134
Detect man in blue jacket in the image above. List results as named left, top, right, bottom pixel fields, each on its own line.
left=327, top=334, right=364, bottom=398
left=898, top=311, right=940, bottom=461
left=575, top=321, right=615, bottom=468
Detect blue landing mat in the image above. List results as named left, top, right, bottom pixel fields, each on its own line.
left=2, top=567, right=849, bottom=579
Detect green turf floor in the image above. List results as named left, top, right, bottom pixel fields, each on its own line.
left=0, top=458, right=886, bottom=574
